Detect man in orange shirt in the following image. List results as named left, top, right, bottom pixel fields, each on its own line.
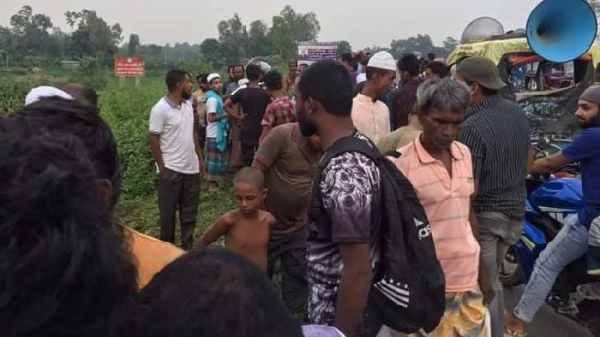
left=389, top=79, right=494, bottom=336
left=22, top=85, right=184, bottom=289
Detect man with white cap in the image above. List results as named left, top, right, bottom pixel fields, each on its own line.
left=350, top=51, right=396, bottom=144
left=204, top=72, right=231, bottom=193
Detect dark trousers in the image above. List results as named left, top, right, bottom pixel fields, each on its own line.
left=267, top=226, right=308, bottom=314
left=158, top=168, right=201, bottom=250
left=241, top=142, right=256, bottom=167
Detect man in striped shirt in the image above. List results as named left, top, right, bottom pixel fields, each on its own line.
left=391, top=78, right=494, bottom=337
left=455, top=57, right=530, bottom=337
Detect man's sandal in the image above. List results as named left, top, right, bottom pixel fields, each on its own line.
left=504, top=328, right=526, bottom=337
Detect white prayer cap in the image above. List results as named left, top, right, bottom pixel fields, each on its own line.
left=367, top=51, right=397, bottom=71
left=207, top=73, right=221, bottom=83
left=356, top=73, right=367, bottom=84
left=25, top=86, right=73, bottom=106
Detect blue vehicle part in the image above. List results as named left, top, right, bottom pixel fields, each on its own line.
left=515, top=219, right=548, bottom=281
left=524, top=198, right=538, bottom=215
left=530, top=178, right=583, bottom=220
left=516, top=178, right=582, bottom=282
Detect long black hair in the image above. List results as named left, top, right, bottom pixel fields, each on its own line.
left=0, top=119, right=138, bottom=337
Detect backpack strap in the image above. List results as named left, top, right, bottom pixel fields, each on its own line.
left=319, top=135, right=381, bottom=170
left=383, top=150, right=402, bottom=158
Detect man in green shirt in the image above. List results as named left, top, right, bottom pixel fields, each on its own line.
left=377, top=108, right=421, bottom=154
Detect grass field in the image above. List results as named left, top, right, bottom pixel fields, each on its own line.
left=101, top=76, right=239, bottom=243
left=0, top=73, right=237, bottom=246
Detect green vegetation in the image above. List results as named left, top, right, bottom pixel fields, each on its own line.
left=100, top=76, right=237, bottom=239
left=0, top=2, right=461, bottom=247
left=0, top=4, right=461, bottom=77
left=0, top=4, right=325, bottom=73
left=0, top=73, right=236, bottom=244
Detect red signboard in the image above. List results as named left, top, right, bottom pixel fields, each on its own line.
left=114, top=57, right=145, bottom=77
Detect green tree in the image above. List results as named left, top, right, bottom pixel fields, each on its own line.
left=200, top=38, right=226, bottom=69
left=217, top=14, right=248, bottom=64
left=8, top=6, right=57, bottom=61
left=247, top=20, right=274, bottom=57
left=390, top=34, right=435, bottom=58
left=65, top=10, right=122, bottom=65
left=337, top=40, right=352, bottom=56
left=268, top=5, right=321, bottom=61
left=137, top=44, right=165, bottom=70
left=365, top=46, right=390, bottom=54
left=0, top=26, right=16, bottom=67
left=128, top=34, right=140, bottom=56
left=443, top=37, right=460, bottom=54
left=50, top=27, right=67, bottom=61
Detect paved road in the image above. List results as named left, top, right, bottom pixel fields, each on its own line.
left=504, top=285, right=593, bottom=337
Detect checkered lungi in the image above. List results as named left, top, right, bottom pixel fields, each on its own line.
left=204, top=137, right=228, bottom=182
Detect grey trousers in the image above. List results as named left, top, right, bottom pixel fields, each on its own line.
left=477, top=212, right=524, bottom=337
left=158, top=168, right=201, bottom=250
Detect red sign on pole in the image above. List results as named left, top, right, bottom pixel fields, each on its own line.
left=114, top=57, right=145, bottom=77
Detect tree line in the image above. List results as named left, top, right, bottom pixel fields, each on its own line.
left=0, top=5, right=460, bottom=73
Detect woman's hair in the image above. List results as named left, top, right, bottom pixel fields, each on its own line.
left=136, top=247, right=303, bottom=337
left=0, top=120, right=138, bottom=337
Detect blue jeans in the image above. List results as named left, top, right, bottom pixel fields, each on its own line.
left=513, top=215, right=588, bottom=323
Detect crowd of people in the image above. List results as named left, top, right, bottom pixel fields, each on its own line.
left=1, top=48, right=599, bottom=337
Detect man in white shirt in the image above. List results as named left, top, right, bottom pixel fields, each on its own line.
left=149, top=70, right=203, bottom=250
left=351, top=52, right=395, bottom=143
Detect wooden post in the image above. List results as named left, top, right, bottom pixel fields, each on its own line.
left=135, top=77, right=141, bottom=88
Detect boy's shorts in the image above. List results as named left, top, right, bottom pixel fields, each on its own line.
left=377, top=288, right=490, bottom=337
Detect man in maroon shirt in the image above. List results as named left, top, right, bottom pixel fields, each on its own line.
left=392, top=54, right=422, bottom=129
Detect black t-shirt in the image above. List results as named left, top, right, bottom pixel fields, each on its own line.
left=231, top=86, right=271, bottom=146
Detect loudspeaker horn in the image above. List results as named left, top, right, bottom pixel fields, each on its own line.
left=526, top=0, right=598, bottom=63
left=461, top=17, right=505, bottom=44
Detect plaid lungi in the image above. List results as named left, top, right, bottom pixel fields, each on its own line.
left=204, top=137, right=228, bottom=182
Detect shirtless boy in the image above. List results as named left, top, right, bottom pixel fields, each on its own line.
left=197, top=167, right=275, bottom=271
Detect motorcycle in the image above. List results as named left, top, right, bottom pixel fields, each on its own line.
left=500, top=138, right=600, bottom=335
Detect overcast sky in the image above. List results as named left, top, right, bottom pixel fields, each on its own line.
left=2, top=0, right=542, bottom=49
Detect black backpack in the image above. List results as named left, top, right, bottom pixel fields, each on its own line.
left=315, top=135, right=445, bottom=334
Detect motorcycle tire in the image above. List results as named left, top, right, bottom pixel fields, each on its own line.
left=500, top=246, right=525, bottom=287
